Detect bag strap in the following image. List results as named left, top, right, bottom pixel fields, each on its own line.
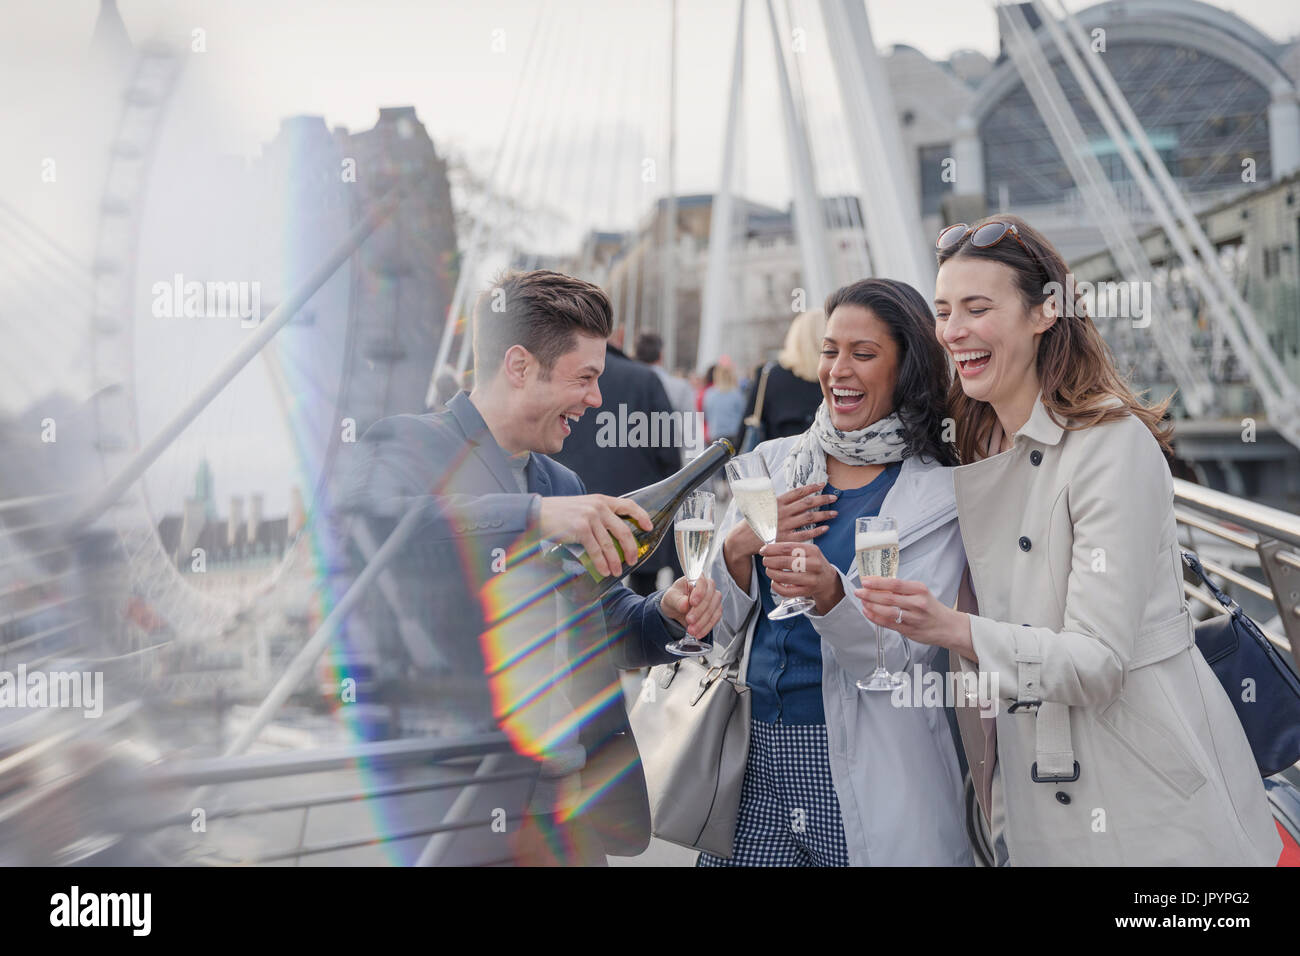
left=713, top=598, right=760, bottom=678
left=1182, top=549, right=1239, bottom=615
left=744, top=362, right=774, bottom=428
left=698, top=580, right=764, bottom=689
left=1181, top=548, right=1276, bottom=654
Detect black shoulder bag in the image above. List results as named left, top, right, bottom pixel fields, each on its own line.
left=1183, top=549, right=1300, bottom=777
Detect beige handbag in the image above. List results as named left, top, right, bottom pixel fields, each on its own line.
left=628, top=628, right=752, bottom=858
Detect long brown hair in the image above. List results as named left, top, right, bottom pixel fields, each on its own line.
left=936, top=214, right=1173, bottom=462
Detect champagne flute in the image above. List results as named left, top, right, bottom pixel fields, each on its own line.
left=666, top=490, right=715, bottom=657
left=725, top=456, right=815, bottom=621
left=855, top=515, right=905, bottom=691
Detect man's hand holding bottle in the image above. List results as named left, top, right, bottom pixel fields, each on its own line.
left=537, top=494, right=649, bottom=579
left=537, top=493, right=721, bottom=638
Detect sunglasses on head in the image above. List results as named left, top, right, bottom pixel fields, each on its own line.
left=936, top=221, right=1051, bottom=282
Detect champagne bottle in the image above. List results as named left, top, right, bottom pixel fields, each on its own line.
left=557, top=438, right=735, bottom=595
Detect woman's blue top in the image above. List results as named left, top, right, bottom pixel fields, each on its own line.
left=748, top=462, right=902, bottom=724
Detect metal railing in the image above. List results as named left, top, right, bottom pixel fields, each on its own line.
left=128, top=732, right=534, bottom=866
left=1173, top=477, right=1300, bottom=671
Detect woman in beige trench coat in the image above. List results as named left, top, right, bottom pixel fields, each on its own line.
left=856, top=215, right=1281, bottom=866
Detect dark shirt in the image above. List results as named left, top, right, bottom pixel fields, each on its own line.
left=748, top=462, right=902, bottom=724
left=739, top=363, right=824, bottom=446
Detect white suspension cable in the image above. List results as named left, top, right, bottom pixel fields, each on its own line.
left=430, top=0, right=550, bottom=388
left=997, top=0, right=1213, bottom=417
left=1043, top=0, right=1300, bottom=443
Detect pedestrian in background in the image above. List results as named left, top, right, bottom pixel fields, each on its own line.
left=635, top=332, right=700, bottom=463
left=741, top=310, right=826, bottom=442
left=635, top=333, right=695, bottom=415
left=703, top=362, right=746, bottom=449
left=697, top=364, right=716, bottom=440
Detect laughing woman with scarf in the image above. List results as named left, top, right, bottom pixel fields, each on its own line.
left=697, top=278, right=973, bottom=867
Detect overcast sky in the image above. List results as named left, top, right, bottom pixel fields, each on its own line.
left=7, top=1, right=1300, bottom=239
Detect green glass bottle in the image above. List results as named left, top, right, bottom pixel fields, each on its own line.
left=560, top=438, right=735, bottom=595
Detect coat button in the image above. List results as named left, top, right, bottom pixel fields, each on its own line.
left=1018, top=536, right=1032, bottom=552
left=1055, top=791, right=1071, bottom=805
left=1030, top=450, right=1043, bottom=466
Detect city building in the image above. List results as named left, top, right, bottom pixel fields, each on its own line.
left=891, top=0, right=1300, bottom=260
left=1073, top=171, right=1300, bottom=507
left=156, top=465, right=298, bottom=593
left=543, top=195, right=872, bottom=376
left=524, top=0, right=1300, bottom=506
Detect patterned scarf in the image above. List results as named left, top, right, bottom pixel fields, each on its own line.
left=785, top=401, right=908, bottom=489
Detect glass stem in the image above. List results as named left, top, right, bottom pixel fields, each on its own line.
left=684, top=577, right=697, bottom=637
left=876, top=629, right=885, bottom=673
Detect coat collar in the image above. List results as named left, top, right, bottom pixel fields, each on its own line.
left=1014, top=392, right=1066, bottom=447
left=526, top=455, right=552, bottom=496
left=886, top=455, right=958, bottom=548
left=446, top=390, right=521, bottom=494
left=1012, top=391, right=1124, bottom=448
left=447, top=390, right=490, bottom=443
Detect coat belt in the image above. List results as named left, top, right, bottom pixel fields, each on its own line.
left=1018, top=610, right=1195, bottom=782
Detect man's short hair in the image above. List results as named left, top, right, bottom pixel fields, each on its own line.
left=473, top=270, right=612, bottom=379
left=634, top=332, right=663, bottom=364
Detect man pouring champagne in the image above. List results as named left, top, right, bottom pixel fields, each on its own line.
left=343, top=269, right=725, bottom=865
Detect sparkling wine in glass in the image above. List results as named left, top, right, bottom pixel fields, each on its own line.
left=855, top=515, right=905, bottom=691
left=725, top=457, right=814, bottom=621
left=666, top=491, right=716, bottom=657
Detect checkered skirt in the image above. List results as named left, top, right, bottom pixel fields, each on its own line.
left=697, top=718, right=850, bottom=867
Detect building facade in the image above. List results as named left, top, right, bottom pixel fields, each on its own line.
left=893, top=0, right=1300, bottom=261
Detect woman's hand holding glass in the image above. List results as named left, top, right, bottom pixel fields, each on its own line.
left=756, top=484, right=843, bottom=613
left=722, top=483, right=839, bottom=601
left=723, top=455, right=839, bottom=620
left=854, top=577, right=977, bottom=662
left=760, top=538, right=843, bottom=615
left=723, top=483, right=837, bottom=557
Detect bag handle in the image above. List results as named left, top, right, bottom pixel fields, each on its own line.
left=699, top=586, right=763, bottom=688
left=713, top=598, right=759, bottom=673
left=1181, top=549, right=1241, bottom=616
left=743, top=362, right=774, bottom=429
